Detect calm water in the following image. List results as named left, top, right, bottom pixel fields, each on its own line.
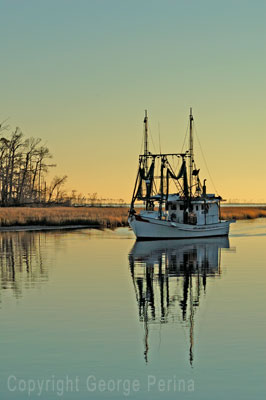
left=0, top=220, right=265, bottom=399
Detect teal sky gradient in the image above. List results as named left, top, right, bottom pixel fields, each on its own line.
left=0, top=0, right=266, bottom=201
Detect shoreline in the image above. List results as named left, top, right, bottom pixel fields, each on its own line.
left=0, top=225, right=100, bottom=232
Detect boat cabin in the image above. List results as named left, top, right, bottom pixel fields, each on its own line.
left=166, top=194, right=220, bottom=225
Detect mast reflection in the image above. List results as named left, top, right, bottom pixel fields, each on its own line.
left=129, top=237, right=230, bottom=365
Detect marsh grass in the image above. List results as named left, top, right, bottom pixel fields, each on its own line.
left=0, top=207, right=129, bottom=228
left=220, top=206, right=266, bottom=220
left=0, top=206, right=265, bottom=228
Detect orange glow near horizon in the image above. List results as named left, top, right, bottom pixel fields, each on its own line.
left=0, top=1, right=265, bottom=203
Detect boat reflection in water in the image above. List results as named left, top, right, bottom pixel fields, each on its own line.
left=129, top=236, right=230, bottom=365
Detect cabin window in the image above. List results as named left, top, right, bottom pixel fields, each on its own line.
left=201, top=204, right=209, bottom=213
left=170, top=213, right=176, bottom=221
left=195, top=205, right=198, bottom=211
left=180, top=205, right=184, bottom=210
left=171, top=203, right=176, bottom=210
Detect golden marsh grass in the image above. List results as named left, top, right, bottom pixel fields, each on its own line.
left=0, top=206, right=265, bottom=229
left=0, top=207, right=129, bottom=228
left=220, top=206, right=266, bottom=220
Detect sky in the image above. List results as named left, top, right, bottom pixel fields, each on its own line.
left=0, top=0, right=265, bottom=202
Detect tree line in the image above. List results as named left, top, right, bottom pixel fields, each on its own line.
left=0, top=120, right=67, bottom=206
left=0, top=120, right=126, bottom=207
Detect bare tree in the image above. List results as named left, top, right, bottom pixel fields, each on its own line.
left=0, top=122, right=58, bottom=206
left=17, top=137, right=42, bottom=202
left=47, top=175, right=68, bottom=203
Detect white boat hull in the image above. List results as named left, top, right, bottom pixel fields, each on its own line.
left=129, top=214, right=230, bottom=239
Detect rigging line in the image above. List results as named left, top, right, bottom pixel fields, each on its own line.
left=153, top=180, right=158, bottom=194
left=173, top=118, right=189, bottom=175
left=173, top=154, right=181, bottom=175
left=148, top=126, right=157, bottom=154
left=139, top=134, right=143, bottom=154
left=165, top=159, right=183, bottom=193
left=169, top=174, right=182, bottom=193
left=180, top=119, right=190, bottom=153
left=158, top=122, right=162, bottom=155
left=152, top=163, right=158, bottom=195
left=194, top=125, right=219, bottom=196
left=152, top=160, right=160, bottom=195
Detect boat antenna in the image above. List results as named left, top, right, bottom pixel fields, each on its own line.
left=189, top=108, right=194, bottom=197
left=144, top=110, right=148, bottom=175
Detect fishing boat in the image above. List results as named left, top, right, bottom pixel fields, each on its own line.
left=128, top=109, right=231, bottom=239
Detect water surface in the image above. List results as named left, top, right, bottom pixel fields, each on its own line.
left=0, top=220, right=265, bottom=399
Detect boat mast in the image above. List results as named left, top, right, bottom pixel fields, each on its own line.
left=144, top=110, right=148, bottom=175
left=189, top=108, right=194, bottom=197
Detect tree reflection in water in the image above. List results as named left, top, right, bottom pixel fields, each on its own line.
left=129, top=237, right=230, bottom=365
left=0, top=232, right=55, bottom=301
